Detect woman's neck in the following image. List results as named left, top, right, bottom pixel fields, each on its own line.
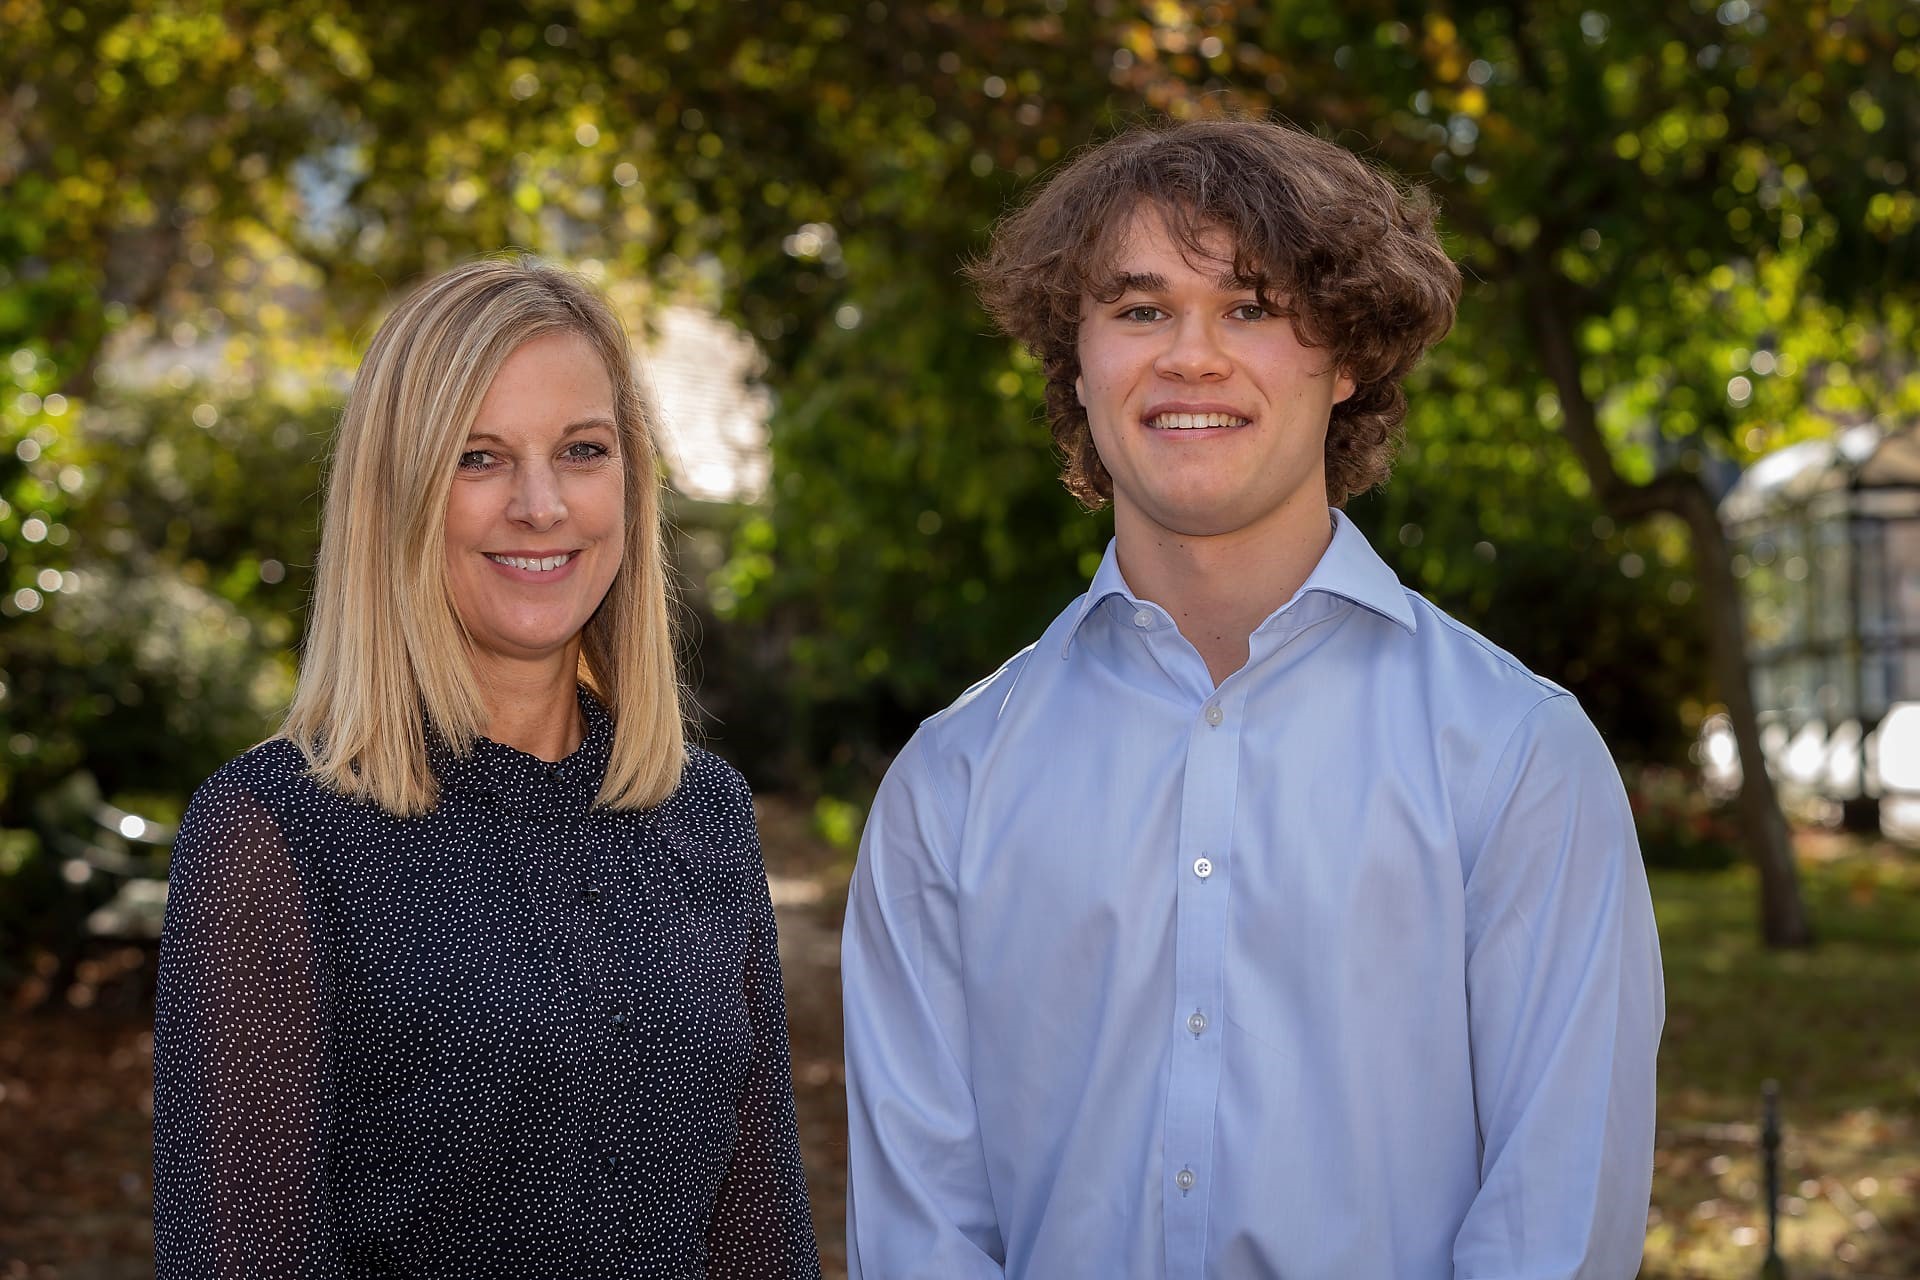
left=472, top=653, right=585, bottom=761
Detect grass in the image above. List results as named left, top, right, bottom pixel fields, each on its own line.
left=1644, top=835, right=1920, bottom=1278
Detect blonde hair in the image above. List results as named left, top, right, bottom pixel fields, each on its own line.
left=282, top=255, right=686, bottom=815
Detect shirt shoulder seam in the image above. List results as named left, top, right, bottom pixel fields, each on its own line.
left=1461, top=690, right=1576, bottom=855
left=905, top=720, right=968, bottom=889
left=1415, top=594, right=1565, bottom=697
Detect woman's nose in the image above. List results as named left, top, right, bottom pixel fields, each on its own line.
left=506, top=462, right=568, bottom=530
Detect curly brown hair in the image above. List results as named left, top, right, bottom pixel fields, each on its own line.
left=969, top=117, right=1461, bottom=508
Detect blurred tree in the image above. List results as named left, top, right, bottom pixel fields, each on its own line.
left=7, top=0, right=1915, bottom=950
left=615, top=0, right=1914, bottom=944
left=642, top=0, right=1920, bottom=944
left=1097, top=0, right=1918, bottom=945
left=0, top=1, right=363, bottom=966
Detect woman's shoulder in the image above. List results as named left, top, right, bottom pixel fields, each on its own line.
left=672, top=743, right=750, bottom=803
left=194, top=736, right=316, bottom=802
left=180, top=738, right=337, bottom=842
left=650, top=744, right=757, bottom=843
left=166, top=739, right=350, bottom=938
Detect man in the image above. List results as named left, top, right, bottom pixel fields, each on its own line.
left=841, top=117, right=1664, bottom=1279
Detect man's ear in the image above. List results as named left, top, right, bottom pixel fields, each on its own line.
left=1333, top=369, right=1356, bottom=406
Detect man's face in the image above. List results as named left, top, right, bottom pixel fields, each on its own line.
left=1074, top=209, right=1353, bottom=548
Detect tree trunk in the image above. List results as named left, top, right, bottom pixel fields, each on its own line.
left=1674, top=483, right=1815, bottom=947
left=1523, top=272, right=1814, bottom=948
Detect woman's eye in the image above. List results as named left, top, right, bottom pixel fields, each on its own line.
left=457, top=450, right=493, bottom=471
left=564, top=441, right=611, bottom=462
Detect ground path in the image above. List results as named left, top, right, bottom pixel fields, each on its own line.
left=7, top=810, right=1917, bottom=1278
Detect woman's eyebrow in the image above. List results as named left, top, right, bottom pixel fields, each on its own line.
left=463, top=417, right=617, bottom=445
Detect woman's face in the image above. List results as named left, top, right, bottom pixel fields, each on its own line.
left=442, top=330, right=627, bottom=685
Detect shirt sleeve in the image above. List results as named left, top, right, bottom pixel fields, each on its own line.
left=152, top=767, right=337, bottom=1277
left=841, top=729, right=1007, bottom=1279
left=1452, top=694, right=1666, bottom=1280
left=704, top=773, right=824, bottom=1279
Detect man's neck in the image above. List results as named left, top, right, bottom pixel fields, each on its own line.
left=1113, top=504, right=1335, bottom=688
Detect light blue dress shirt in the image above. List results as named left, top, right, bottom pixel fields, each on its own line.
left=842, top=510, right=1664, bottom=1279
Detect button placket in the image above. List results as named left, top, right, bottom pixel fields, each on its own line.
left=1162, top=680, right=1244, bottom=1278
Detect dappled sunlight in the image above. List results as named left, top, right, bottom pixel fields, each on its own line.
left=4, top=1, right=1918, bottom=1275
left=1645, top=844, right=1920, bottom=1274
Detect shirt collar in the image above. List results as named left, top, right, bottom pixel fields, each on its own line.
left=1062, top=508, right=1417, bottom=656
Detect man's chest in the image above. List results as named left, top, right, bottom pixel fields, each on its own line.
left=952, top=723, right=1472, bottom=1042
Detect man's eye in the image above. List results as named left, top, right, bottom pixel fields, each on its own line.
left=1231, top=303, right=1269, bottom=321
left=1122, top=305, right=1164, bottom=323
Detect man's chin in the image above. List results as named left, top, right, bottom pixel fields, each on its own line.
left=1123, top=497, right=1317, bottom=543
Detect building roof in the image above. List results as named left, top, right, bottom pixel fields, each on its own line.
left=1719, top=424, right=1920, bottom=523
left=642, top=305, right=771, bottom=507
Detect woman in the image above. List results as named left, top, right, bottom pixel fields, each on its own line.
left=153, top=257, right=821, bottom=1278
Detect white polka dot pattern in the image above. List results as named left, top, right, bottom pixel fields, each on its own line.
left=153, top=688, right=821, bottom=1277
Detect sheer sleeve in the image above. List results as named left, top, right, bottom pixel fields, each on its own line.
left=704, top=774, right=823, bottom=1279
left=153, top=762, right=336, bottom=1277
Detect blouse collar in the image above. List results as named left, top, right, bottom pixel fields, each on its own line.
left=428, top=685, right=613, bottom=806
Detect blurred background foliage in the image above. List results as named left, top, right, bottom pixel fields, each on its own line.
left=2, top=0, right=1918, bottom=964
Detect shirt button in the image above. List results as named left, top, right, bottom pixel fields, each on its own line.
left=1175, top=1166, right=1197, bottom=1192
left=1204, top=704, right=1224, bottom=727
left=1133, top=609, right=1153, bottom=629
left=1193, top=856, right=1213, bottom=880
left=1187, top=1010, right=1209, bottom=1036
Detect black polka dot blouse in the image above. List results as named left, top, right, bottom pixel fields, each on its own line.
left=153, top=688, right=822, bottom=1278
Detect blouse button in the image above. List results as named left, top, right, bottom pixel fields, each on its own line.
left=612, top=1009, right=628, bottom=1027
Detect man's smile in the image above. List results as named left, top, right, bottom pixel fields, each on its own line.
left=1144, top=411, right=1251, bottom=430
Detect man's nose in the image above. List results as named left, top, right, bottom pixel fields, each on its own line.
left=1154, top=315, right=1230, bottom=380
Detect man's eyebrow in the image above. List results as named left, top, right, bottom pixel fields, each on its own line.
left=1106, top=269, right=1266, bottom=294
left=464, top=417, right=618, bottom=444
left=1108, top=271, right=1168, bottom=294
